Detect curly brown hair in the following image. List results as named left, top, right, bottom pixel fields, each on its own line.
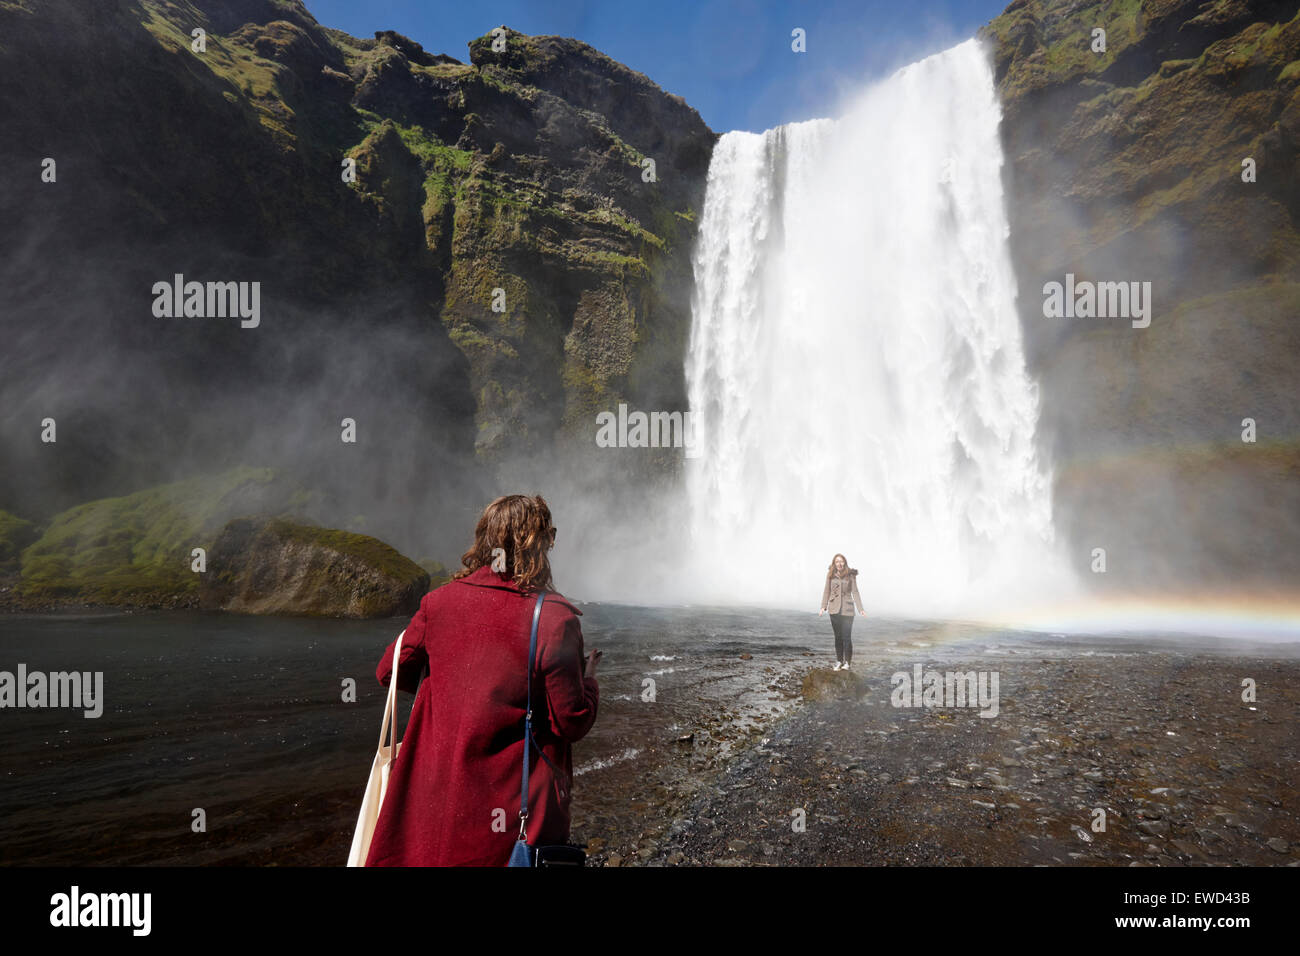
left=452, top=494, right=555, bottom=591
left=826, top=553, right=854, bottom=578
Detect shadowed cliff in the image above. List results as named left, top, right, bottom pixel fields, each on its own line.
left=983, top=0, right=1300, bottom=593
left=0, top=0, right=715, bottom=592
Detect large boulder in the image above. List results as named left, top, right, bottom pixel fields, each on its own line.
left=801, top=668, right=868, bottom=701
left=200, top=517, right=429, bottom=617
left=14, top=468, right=315, bottom=609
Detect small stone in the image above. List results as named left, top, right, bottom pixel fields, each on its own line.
left=946, top=777, right=970, bottom=788
left=1267, top=838, right=1289, bottom=853
left=1137, top=820, right=1170, bottom=837
left=1168, top=839, right=1205, bottom=860
left=606, top=853, right=623, bottom=867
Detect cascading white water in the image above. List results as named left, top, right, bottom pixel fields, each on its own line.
left=684, top=39, right=1074, bottom=616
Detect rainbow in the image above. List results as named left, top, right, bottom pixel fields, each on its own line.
left=991, top=594, right=1300, bottom=642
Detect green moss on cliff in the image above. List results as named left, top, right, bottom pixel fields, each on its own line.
left=982, top=0, right=1144, bottom=98
left=263, top=518, right=426, bottom=583
left=0, top=510, right=37, bottom=577
left=16, top=468, right=308, bottom=605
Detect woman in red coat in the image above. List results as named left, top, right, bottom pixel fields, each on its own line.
left=364, top=494, right=601, bottom=866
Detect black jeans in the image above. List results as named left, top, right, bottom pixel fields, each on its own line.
left=829, top=613, right=854, bottom=664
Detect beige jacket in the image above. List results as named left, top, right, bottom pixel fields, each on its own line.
left=822, top=569, right=864, bottom=615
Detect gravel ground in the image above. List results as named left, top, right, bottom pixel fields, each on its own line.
left=585, top=646, right=1300, bottom=866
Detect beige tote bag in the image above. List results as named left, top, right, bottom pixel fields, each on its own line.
left=346, top=630, right=406, bottom=867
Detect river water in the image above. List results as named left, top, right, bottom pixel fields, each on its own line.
left=0, top=604, right=826, bottom=865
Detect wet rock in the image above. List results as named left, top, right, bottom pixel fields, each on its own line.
left=1267, top=837, right=1289, bottom=853
left=1137, top=820, right=1169, bottom=837
left=1195, top=829, right=1229, bottom=856
left=1168, top=839, right=1205, bottom=861
left=801, top=668, right=867, bottom=701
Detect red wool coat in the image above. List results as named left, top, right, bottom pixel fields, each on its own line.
left=363, top=566, right=599, bottom=866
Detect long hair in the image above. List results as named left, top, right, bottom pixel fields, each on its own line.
left=453, top=494, right=555, bottom=591
left=826, top=553, right=853, bottom=578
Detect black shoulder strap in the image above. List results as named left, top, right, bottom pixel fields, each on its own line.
left=518, top=590, right=546, bottom=836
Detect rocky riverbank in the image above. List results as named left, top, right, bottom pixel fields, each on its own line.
left=579, top=640, right=1300, bottom=866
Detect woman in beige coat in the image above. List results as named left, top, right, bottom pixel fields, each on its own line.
left=819, top=553, right=865, bottom=670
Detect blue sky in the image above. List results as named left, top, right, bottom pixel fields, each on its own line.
left=303, top=0, right=1011, bottom=133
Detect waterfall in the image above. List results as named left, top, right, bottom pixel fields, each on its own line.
left=684, top=39, right=1074, bottom=616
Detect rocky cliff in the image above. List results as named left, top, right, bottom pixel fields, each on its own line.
left=0, top=0, right=714, bottom=566
left=982, top=0, right=1300, bottom=591
left=200, top=515, right=429, bottom=617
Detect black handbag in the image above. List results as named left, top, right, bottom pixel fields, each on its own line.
left=507, top=590, right=586, bottom=867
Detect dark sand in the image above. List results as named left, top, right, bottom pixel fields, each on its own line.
left=575, top=642, right=1300, bottom=866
